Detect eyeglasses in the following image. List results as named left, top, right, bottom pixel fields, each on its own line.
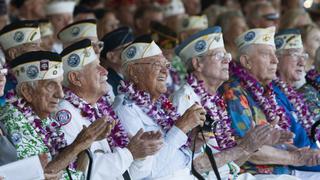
left=206, top=52, right=232, bottom=62
left=278, top=52, right=309, bottom=61
left=0, top=68, right=7, bottom=76
left=135, top=61, right=171, bottom=70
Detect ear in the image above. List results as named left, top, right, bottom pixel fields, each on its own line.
left=7, top=48, right=18, bottom=60
left=127, top=64, right=138, bottom=83
left=20, top=83, right=34, bottom=103
left=239, top=55, right=251, bottom=70
left=68, top=71, right=82, bottom=87
left=191, top=57, right=202, bottom=72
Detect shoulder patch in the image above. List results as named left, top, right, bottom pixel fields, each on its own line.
left=55, top=109, right=72, bottom=126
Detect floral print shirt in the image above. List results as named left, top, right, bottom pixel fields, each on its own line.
left=298, top=84, right=320, bottom=122
left=219, top=76, right=320, bottom=175
left=0, top=103, right=84, bottom=180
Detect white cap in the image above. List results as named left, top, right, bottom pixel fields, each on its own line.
left=121, top=41, right=162, bottom=64
left=235, top=26, right=276, bottom=49
left=275, top=29, right=303, bottom=51
left=58, top=19, right=97, bottom=44
left=46, top=1, right=76, bottom=15
left=178, top=15, right=208, bottom=33
left=10, top=51, right=63, bottom=83
left=162, top=0, right=185, bottom=17
left=175, top=26, right=224, bottom=62
left=0, top=21, right=41, bottom=50
left=61, top=39, right=98, bottom=73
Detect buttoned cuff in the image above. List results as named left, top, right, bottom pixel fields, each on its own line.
left=165, top=125, right=188, bottom=148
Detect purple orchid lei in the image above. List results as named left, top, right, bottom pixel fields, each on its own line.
left=63, top=88, right=129, bottom=148
left=118, top=80, right=181, bottom=133
left=6, top=90, right=67, bottom=156
left=273, top=77, right=320, bottom=140
left=306, top=69, right=320, bottom=92
left=186, top=74, right=236, bottom=150
left=230, top=62, right=291, bottom=131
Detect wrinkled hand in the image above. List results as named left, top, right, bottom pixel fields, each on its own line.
left=44, top=171, right=63, bottom=180
left=291, top=148, right=320, bottom=166
left=265, top=128, right=294, bottom=145
left=72, top=116, right=109, bottom=151
left=175, top=104, right=206, bottom=133
left=96, top=117, right=117, bottom=141
left=193, top=153, right=211, bottom=174
left=127, top=129, right=163, bottom=160
left=238, top=124, right=273, bottom=154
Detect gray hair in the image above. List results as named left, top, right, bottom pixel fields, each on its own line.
left=236, top=44, right=254, bottom=62
left=16, top=81, right=38, bottom=97
left=62, top=68, right=83, bottom=87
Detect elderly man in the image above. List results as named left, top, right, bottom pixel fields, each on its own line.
left=113, top=38, right=206, bottom=179
left=0, top=20, right=43, bottom=106
left=57, top=39, right=163, bottom=179
left=0, top=20, right=42, bottom=61
left=45, top=0, right=75, bottom=53
left=0, top=51, right=111, bottom=179
left=221, top=26, right=320, bottom=179
left=58, top=19, right=103, bottom=54
left=149, top=22, right=183, bottom=95
left=275, top=29, right=320, bottom=123
left=100, top=27, right=134, bottom=98
left=172, top=26, right=294, bottom=180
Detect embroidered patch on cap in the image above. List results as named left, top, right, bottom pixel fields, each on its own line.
left=67, top=53, right=80, bottom=67
left=40, top=60, right=49, bottom=71
left=194, top=40, right=206, bottom=52
left=244, top=31, right=255, bottom=42
left=26, top=65, right=39, bottom=79
left=55, top=109, right=72, bottom=126
left=126, top=46, right=137, bottom=59
left=13, top=31, right=25, bottom=42
left=275, top=38, right=284, bottom=49
left=71, top=27, right=80, bottom=37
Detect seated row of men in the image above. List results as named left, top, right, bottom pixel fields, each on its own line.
left=0, top=14, right=320, bottom=180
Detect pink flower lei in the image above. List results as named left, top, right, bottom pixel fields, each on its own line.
left=6, top=90, right=67, bottom=156
left=118, top=81, right=180, bottom=133
left=230, top=62, right=291, bottom=131
left=63, top=88, right=129, bottom=148
left=186, top=74, right=236, bottom=150
left=306, top=69, right=320, bottom=91
left=273, top=77, right=320, bottom=140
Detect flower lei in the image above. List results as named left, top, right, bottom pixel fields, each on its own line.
left=273, top=77, right=320, bottom=140
left=118, top=80, right=181, bottom=134
left=6, top=90, right=67, bottom=156
left=186, top=74, right=236, bottom=150
left=63, top=88, right=129, bottom=148
left=306, top=69, right=320, bottom=92
left=230, top=62, right=291, bottom=131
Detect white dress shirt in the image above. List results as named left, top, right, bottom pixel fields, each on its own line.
left=57, top=99, right=148, bottom=180
left=171, top=83, right=240, bottom=180
left=113, top=94, right=193, bottom=180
